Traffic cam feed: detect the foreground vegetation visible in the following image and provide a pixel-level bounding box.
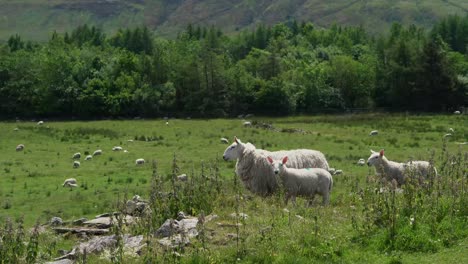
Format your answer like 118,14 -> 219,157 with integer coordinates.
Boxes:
0,114 -> 466,263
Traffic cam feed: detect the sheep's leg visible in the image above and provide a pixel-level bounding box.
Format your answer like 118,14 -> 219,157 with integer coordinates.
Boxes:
322,193 -> 329,206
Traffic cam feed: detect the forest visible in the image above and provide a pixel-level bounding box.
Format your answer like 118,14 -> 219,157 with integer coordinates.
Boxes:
0,14 -> 467,118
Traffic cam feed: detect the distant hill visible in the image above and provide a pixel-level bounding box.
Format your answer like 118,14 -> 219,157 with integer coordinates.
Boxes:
0,0 -> 467,41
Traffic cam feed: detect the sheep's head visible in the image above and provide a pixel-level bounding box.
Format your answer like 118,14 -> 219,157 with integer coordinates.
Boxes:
267,156 -> 288,175
222,136 -> 245,161
367,149 -> 384,167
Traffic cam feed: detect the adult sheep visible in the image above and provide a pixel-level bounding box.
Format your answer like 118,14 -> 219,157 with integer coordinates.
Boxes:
367,149 -> 437,187
223,137 -> 330,196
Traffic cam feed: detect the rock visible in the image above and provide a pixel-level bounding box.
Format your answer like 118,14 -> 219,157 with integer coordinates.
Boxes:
50,217 -> 63,226
177,174 -> 188,182
229,213 -> 249,220
83,215 -> 135,229
52,227 -> 110,235
45,259 -> 74,264
72,218 -> 88,225
177,211 -> 186,220
158,234 -> 190,249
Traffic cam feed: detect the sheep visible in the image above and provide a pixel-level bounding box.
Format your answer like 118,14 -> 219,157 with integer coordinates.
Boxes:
73,161 -> 80,168
112,146 -> 123,151
72,152 -> 81,159
37,121 -> 44,125
177,174 -> 188,182
63,178 -> 78,189
267,156 -> 333,206
367,149 -> 437,187
223,136 -> 330,196
243,121 -> 252,127
16,144 -> 25,151
85,155 -> 93,161
124,150 -> 129,153
93,149 -> 102,156
369,130 -> 378,136
334,169 -> 343,175
220,138 -> 229,144
357,158 -> 366,166
448,128 -> 454,133
454,110 -> 461,115
135,158 -> 145,165
13,127 -> 19,131
443,133 -> 452,139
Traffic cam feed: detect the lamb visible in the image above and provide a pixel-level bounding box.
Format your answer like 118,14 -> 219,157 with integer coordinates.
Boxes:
16,144 -> 25,151
85,155 -> 93,161
367,149 -> 437,186
243,121 -> 252,127
93,149 -> 102,156
112,146 -> 123,151
63,178 -> 78,189
223,136 -> 330,196
267,156 -> 333,206
37,120 -> 44,125
72,152 -> 81,159
357,158 -> 366,166
135,158 -> 145,165
454,110 -> 461,115
369,130 -> 378,136
73,161 -> 80,168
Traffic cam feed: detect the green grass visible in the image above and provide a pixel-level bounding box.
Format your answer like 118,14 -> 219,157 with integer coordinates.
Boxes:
0,113 -> 467,263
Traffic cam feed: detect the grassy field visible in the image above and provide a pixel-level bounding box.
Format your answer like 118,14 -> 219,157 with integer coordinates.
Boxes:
0,113 -> 467,263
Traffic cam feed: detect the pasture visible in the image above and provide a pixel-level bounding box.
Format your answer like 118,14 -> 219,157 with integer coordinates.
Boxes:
0,113 -> 467,263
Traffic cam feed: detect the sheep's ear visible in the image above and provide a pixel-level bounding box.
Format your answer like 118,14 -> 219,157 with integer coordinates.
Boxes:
282,156 -> 288,164
234,136 -> 241,144
267,156 -> 274,164
379,149 -> 384,157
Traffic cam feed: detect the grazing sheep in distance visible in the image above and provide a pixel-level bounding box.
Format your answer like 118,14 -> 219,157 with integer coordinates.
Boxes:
454,110 -> 461,114
14,127 -> 19,131
73,161 -> 80,168
37,121 -> 44,125
223,136 -> 330,196
16,144 -> 25,151
124,150 -> 129,153
220,138 -> 229,144
177,174 -> 188,181
357,159 -> 366,166
243,121 -> 252,127
72,152 -> 81,159
369,130 -> 378,136
367,149 -> 437,187
85,155 -> 93,161
135,158 -> 145,165
63,178 -> 78,189
267,156 -> 333,206
112,146 -> 123,151
448,128 -> 454,133
93,149 -> 102,156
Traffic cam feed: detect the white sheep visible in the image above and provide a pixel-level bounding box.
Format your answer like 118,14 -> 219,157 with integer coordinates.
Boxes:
220,138 -> 229,144
267,156 -> 333,206
367,149 -> 437,186
454,110 -> 461,114
16,144 -> 24,151
243,121 -> 252,127
112,146 -> 123,151
37,120 -> 44,125
124,150 -> 129,153
135,158 -> 145,165
357,158 -> 366,166
448,128 -> 454,133
73,161 -> 80,168
334,169 -> 343,175
85,155 -> 93,161
63,178 -> 78,189
72,152 -> 81,159
369,130 -> 378,136
93,149 -> 102,156
223,137 -> 330,196
177,174 -> 188,181
13,127 -> 19,131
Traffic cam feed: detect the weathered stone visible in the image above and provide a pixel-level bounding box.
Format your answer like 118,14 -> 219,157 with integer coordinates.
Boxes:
83,215 -> 134,228
158,234 -> 190,249
72,218 -> 88,225
229,213 -> 249,220
50,217 -> 63,226
53,227 -> 110,235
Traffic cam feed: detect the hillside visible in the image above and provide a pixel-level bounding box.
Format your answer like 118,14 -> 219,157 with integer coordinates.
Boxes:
0,0 -> 467,41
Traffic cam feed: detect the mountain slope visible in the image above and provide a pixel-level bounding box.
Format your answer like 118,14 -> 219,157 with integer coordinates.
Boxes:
0,0 -> 467,41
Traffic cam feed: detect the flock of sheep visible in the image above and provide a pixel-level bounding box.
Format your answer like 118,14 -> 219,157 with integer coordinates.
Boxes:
222,133 -> 439,206
15,121 -> 147,189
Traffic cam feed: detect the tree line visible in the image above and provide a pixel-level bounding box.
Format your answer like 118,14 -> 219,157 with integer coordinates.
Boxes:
0,15 -> 467,119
